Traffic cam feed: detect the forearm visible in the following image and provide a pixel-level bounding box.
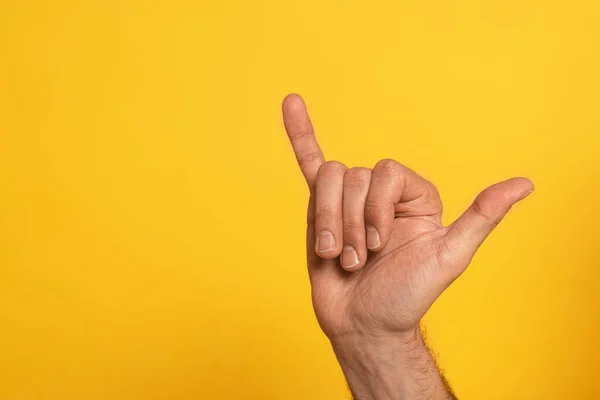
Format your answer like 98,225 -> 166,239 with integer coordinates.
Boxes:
331,327 -> 456,400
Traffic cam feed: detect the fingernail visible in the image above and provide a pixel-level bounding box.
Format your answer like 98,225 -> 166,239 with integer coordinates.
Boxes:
341,245 -> 359,269
366,225 -> 381,249
316,230 -> 336,253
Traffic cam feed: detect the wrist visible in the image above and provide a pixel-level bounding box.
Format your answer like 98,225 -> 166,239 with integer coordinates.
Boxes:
330,326 -> 454,400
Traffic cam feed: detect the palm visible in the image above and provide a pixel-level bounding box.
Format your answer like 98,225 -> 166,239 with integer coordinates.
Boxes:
283,94 -> 533,342
310,201 -> 449,338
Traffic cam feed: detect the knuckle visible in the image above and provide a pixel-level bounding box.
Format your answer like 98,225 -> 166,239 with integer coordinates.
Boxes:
374,158 -> 401,177
375,158 -> 399,170
317,160 -> 346,177
344,167 -> 372,185
471,198 -> 499,226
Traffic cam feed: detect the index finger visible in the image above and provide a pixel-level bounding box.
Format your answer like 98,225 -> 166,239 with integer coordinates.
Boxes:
282,93 -> 325,189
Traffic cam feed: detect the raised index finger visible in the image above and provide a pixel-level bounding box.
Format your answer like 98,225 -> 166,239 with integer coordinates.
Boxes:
282,94 -> 325,190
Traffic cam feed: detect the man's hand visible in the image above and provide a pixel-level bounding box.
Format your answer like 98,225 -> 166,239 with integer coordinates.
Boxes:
282,94 -> 533,399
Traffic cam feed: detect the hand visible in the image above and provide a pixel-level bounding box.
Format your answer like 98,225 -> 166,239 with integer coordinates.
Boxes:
282,94 -> 533,344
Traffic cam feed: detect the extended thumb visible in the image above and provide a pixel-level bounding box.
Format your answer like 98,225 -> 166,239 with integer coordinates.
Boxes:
441,177 -> 534,276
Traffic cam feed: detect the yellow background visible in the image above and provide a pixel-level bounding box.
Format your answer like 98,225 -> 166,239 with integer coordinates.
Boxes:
1,1 -> 599,399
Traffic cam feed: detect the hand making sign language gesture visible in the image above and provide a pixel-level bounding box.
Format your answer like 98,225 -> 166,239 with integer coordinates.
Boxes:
281,94 -> 533,400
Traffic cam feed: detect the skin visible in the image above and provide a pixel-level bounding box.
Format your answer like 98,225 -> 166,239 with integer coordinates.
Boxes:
282,94 -> 534,400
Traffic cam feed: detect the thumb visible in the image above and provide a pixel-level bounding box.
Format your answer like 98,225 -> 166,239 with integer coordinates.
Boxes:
441,177 -> 534,277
